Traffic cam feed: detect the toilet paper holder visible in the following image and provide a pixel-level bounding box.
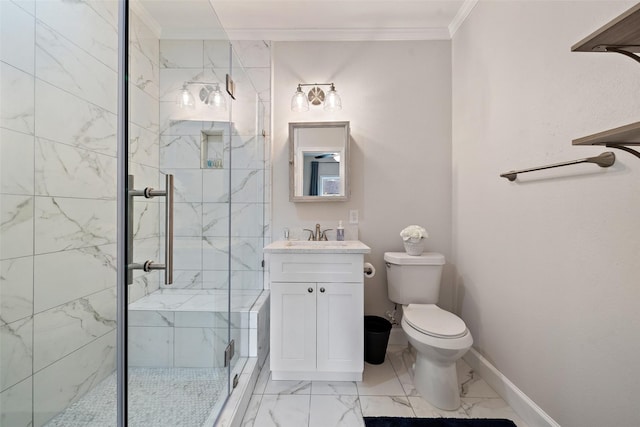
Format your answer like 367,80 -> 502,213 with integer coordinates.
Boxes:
363,262 -> 375,278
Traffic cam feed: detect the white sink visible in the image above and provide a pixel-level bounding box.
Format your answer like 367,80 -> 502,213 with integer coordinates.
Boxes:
264,240 -> 370,254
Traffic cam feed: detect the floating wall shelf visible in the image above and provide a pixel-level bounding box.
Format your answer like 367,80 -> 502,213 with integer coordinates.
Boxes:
572,121 -> 640,159
572,3 -> 640,64
572,3 -> 640,160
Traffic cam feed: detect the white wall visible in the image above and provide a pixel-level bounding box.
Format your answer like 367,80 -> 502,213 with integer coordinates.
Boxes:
452,2 -> 640,427
272,41 -> 453,316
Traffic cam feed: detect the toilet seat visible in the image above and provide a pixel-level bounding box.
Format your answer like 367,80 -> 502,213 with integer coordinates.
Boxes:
403,304 -> 467,339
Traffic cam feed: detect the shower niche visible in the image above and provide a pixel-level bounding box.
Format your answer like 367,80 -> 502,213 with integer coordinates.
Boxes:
201,129 -> 225,169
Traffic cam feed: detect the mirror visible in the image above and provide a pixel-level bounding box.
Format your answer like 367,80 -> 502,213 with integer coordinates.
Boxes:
289,121 -> 350,202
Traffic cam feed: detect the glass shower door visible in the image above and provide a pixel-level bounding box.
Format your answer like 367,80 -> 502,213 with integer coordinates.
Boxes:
125,1 -> 235,425
226,46 -> 265,386
1,0 -> 120,425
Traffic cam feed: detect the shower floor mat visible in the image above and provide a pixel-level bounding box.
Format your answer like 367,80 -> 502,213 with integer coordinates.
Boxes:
45,367 -> 227,427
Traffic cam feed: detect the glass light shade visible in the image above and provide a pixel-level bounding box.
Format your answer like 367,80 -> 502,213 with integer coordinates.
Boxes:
324,85 -> 342,112
177,86 -> 195,109
291,86 -> 309,112
207,85 -> 226,110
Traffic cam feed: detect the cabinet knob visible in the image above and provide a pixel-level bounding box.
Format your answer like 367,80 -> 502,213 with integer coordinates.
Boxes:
320,287 -> 325,293
308,287 -> 313,293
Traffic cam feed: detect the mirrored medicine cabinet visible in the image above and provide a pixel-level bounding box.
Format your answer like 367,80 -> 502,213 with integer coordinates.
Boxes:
289,121 -> 350,202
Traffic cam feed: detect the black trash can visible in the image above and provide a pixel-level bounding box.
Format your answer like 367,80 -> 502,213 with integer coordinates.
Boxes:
364,315 -> 392,365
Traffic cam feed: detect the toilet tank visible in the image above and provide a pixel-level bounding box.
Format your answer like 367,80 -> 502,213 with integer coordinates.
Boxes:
384,252 -> 445,304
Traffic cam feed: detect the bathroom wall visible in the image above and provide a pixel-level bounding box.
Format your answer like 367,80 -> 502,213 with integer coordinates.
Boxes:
272,41 -> 453,316
452,2 -> 640,426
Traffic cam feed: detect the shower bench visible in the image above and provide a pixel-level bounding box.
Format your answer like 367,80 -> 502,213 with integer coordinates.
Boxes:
127,289 -> 269,368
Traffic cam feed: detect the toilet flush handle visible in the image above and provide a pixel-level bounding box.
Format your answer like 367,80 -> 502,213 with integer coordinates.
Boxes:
385,262 -> 392,268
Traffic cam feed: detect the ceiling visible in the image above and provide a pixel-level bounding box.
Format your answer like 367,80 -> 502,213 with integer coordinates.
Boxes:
136,0 -> 476,41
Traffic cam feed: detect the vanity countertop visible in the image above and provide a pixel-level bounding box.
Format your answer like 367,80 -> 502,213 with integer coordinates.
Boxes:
264,240 -> 371,254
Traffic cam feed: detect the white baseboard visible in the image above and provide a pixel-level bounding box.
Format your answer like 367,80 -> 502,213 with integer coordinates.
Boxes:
463,348 -> 561,427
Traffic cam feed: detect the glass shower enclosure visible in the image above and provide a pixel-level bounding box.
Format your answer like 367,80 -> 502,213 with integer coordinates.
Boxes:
0,0 -> 266,425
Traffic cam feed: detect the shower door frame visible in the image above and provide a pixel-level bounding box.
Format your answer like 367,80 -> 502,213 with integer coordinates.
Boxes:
116,0 -> 129,425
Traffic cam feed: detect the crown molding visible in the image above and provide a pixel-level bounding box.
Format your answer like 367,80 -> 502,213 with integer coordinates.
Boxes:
223,27 -> 452,42
448,0 -> 479,38
159,28 -> 230,40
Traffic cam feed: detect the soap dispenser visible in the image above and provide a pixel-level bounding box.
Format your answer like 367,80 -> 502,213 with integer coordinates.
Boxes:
336,221 -> 345,241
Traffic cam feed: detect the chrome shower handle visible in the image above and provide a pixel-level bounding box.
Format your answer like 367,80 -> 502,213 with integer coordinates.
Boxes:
163,174 -> 173,285
128,174 -> 174,285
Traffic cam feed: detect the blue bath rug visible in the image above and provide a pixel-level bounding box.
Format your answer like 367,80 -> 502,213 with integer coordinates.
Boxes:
363,417 -> 518,427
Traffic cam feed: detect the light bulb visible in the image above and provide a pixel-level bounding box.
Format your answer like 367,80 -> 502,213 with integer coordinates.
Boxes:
291,85 -> 309,112
323,84 -> 342,112
177,85 -> 195,109
207,84 -> 226,110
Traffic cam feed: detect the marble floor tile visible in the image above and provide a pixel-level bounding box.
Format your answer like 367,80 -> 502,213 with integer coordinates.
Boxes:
387,345 -> 418,396
251,394 -> 310,427
311,381 -> 358,396
263,378 -> 311,395
356,359 -> 405,396
462,397 -> 529,427
242,350 -> 527,427
457,359 -> 500,398
408,396 -> 468,418
309,395 -> 364,427
359,396 -> 415,418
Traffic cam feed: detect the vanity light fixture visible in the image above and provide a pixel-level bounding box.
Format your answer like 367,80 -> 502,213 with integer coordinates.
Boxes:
291,83 -> 342,112
177,81 -> 227,110
178,84 -> 196,109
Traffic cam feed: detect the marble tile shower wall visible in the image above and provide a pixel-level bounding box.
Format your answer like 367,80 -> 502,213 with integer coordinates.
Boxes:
158,40 -> 271,291
128,11 -> 162,304
234,40 -> 272,262
0,2 -> 160,426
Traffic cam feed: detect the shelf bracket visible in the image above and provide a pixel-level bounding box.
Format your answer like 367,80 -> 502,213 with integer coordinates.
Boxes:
605,144 -> 640,160
604,46 -> 640,65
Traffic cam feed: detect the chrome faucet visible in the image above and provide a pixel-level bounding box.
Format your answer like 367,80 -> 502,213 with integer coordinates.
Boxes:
303,223 -> 332,241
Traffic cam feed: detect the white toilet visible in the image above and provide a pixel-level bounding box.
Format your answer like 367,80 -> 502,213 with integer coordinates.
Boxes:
384,251 -> 473,410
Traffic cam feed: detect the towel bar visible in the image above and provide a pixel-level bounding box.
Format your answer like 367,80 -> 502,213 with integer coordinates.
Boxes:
500,151 -> 615,181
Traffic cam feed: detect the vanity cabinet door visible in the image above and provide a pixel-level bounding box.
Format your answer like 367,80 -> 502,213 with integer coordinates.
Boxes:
316,282 -> 363,373
270,282 -> 317,372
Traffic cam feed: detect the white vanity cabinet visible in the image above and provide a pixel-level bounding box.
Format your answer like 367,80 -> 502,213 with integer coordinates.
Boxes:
264,244 -> 370,381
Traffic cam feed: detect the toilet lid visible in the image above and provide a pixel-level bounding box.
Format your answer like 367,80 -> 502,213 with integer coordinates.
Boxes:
404,304 -> 468,339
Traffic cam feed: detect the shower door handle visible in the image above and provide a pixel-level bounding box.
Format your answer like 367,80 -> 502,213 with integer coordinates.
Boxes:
164,174 -> 173,285
128,174 -> 174,285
